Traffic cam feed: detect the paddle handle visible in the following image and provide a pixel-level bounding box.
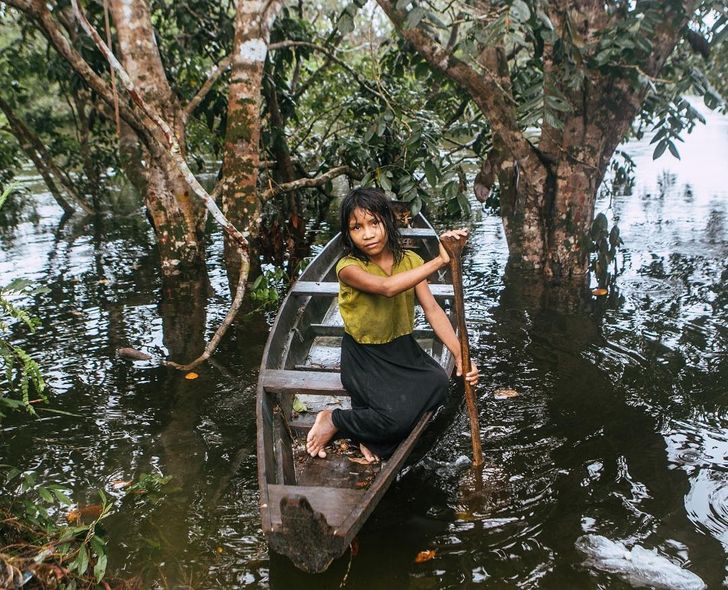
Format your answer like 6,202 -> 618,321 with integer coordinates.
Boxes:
441,235 -> 484,468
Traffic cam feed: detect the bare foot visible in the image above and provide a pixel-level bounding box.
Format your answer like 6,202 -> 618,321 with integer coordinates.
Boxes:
306,410 -> 337,458
359,443 -> 380,464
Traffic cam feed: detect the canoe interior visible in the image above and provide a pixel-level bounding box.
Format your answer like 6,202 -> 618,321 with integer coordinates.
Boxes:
256,213 -> 457,572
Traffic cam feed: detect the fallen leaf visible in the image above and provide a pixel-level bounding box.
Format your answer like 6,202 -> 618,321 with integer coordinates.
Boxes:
117,347 -> 152,361
185,372 -> 199,380
350,538 -> 360,557
292,397 -> 308,413
66,504 -> 103,524
592,288 -> 608,296
415,549 -> 437,563
348,456 -> 374,465
69,310 -> 85,318
97,278 -> 110,285
111,480 -> 132,490
494,388 -> 519,399
215,546 -> 224,555
354,480 -> 369,489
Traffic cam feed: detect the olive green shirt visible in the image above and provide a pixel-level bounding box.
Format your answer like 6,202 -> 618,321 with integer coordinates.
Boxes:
336,250 -> 424,344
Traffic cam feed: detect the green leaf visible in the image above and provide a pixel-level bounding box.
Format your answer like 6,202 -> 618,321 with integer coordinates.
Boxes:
94,553 -> 108,582
510,0 -> 531,23
73,544 -> 89,575
667,140 -> 681,160
404,6 -> 426,29
38,487 -> 54,503
652,140 -> 667,160
338,13 -> 354,34
292,397 -> 308,413
423,161 -> 439,187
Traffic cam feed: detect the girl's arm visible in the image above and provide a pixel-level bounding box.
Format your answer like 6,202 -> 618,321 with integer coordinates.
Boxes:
416,280 -> 479,385
338,229 -> 468,298
338,253 -> 447,298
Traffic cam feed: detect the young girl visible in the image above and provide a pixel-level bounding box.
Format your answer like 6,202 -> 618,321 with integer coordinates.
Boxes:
306,188 -> 479,461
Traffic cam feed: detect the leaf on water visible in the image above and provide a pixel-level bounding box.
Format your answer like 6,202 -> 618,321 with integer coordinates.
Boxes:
292,397 -> 308,413
184,372 -> 199,380
455,511 -> 475,521
591,288 -> 608,296
111,480 -> 132,490
69,310 -> 85,318
415,549 -> 437,563
494,388 -> 520,400
97,279 -> 110,285
66,504 -> 103,524
215,546 -> 224,555
117,347 -> 152,361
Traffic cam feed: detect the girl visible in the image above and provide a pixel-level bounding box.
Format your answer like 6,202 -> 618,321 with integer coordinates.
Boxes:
306,188 -> 479,461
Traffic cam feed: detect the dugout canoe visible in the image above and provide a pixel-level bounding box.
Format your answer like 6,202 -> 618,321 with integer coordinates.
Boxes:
256,207 -> 457,573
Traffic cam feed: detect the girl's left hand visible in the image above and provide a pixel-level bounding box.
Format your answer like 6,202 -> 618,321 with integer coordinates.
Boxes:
456,357 -> 479,386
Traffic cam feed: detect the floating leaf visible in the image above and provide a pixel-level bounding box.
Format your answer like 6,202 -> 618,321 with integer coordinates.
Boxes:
415,549 -> 437,563
67,504 -> 103,524
185,372 -> 199,380
111,480 -> 132,490
591,288 -> 608,296
215,546 -> 224,555
117,347 -> 152,361
494,388 -> 520,400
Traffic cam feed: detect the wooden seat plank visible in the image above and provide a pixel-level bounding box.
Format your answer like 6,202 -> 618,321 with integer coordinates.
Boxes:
261,369 -> 347,396
399,228 -> 438,238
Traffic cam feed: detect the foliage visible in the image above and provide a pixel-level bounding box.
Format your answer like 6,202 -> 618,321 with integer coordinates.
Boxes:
0,465 -> 112,588
0,10 -> 119,210
0,185 -> 47,418
249,266 -> 287,308
586,212 -> 623,290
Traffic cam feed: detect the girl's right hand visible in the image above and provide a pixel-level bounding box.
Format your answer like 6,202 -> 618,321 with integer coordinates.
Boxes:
438,229 -> 469,267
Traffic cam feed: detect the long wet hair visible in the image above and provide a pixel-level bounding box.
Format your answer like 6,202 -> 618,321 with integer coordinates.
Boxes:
339,187 -> 404,264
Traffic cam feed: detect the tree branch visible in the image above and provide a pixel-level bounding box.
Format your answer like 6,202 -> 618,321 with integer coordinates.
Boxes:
5,0 -> 149,141
375,0 -> 535,165
260,166 -> 359,201
163,257 -> 248,371
269,40 -> 389,103
182,54 -> 234,122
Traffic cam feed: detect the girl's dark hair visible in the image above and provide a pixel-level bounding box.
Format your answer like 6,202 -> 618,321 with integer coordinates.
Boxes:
339,187 -> 403,263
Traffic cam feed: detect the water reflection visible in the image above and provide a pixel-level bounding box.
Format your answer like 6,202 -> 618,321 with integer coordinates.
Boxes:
0,105 -> 727,587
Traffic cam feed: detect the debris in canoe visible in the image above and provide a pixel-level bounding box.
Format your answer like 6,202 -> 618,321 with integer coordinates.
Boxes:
116,347 -> 152,361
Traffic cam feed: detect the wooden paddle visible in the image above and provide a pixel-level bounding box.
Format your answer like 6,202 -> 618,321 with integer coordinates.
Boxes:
441,233 -> 484,468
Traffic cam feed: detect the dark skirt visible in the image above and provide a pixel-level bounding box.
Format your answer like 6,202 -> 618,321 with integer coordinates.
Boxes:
331,332 -> 449,458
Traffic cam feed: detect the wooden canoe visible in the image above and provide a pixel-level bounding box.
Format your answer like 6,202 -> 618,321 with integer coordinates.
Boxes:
256,210 -> 456,573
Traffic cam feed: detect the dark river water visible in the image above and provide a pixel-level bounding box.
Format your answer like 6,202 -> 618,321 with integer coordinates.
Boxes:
1,103 -> 727,589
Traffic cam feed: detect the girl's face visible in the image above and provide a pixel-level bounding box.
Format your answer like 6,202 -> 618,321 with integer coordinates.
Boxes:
348,207 -> 388,257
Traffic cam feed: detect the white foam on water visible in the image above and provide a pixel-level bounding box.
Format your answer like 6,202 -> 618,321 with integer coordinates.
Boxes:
575,534 -> 706,590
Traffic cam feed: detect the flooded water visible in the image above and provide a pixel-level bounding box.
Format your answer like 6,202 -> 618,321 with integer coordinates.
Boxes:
1,103 -> 727,589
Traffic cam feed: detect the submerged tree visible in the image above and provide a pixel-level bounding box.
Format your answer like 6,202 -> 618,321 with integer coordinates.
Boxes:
373,0 -> 725,281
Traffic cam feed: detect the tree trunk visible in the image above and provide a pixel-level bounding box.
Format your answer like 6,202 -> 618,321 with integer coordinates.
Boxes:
110,0 -> 207,275
378,0 -> 695,283
221,0 -> 282,290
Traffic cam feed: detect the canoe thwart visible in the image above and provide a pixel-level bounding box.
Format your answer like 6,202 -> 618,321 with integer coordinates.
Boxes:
261,369 -> 348,396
